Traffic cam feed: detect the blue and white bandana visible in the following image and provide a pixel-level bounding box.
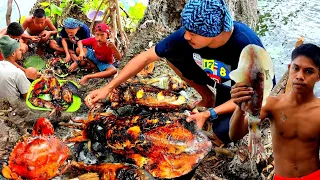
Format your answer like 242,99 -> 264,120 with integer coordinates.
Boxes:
63,17 -> 84,29
181,0 -> 233,37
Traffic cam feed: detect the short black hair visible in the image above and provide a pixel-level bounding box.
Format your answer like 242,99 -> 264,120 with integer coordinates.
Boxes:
33,8 -> 46,18
292,43 -> 320,68
6,22 -> 24,36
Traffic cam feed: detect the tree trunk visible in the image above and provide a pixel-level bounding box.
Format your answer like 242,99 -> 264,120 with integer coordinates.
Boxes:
122,0 -> 259,66
6,0 -> 13,25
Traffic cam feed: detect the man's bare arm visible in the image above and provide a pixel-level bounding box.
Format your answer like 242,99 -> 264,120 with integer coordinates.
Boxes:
21,18 -> 34,40
229,94 -> 272,141
46,18 -> 57,36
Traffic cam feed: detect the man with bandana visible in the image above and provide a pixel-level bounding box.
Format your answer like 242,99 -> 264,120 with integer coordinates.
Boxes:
49,18 -> 90,62
85,0 -> 271,145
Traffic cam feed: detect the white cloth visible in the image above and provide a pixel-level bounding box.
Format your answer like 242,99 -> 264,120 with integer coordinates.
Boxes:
0,61 -> 30,102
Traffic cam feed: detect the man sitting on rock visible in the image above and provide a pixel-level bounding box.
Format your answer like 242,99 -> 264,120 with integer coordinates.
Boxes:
0,35 -> 31,103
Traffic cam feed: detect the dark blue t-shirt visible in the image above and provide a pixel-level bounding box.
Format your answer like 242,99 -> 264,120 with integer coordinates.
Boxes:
60,24 -> 91,40
155,21 -> 273,105
156,21 -> 267,85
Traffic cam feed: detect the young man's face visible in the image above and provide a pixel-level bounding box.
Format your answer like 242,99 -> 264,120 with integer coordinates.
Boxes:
288,55 -> 320,94
184,30 -> 226,49
13,47 -> 22,61
32,17 -> 46,27
65,28 -> 80,38
94,31 -> 108,44
184,30 -> 214,49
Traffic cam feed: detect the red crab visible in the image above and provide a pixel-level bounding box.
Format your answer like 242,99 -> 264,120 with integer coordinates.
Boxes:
1,117 -> 69,180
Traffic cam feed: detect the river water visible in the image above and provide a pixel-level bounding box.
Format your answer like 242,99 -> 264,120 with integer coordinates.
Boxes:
257,0 -> 320,96
1,0 -> 320,94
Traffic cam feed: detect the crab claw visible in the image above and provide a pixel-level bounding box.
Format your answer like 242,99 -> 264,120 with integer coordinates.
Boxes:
31,117 -> 54,136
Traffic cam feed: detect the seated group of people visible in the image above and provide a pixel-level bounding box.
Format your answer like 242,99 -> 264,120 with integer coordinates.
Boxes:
0,8 -> 121,102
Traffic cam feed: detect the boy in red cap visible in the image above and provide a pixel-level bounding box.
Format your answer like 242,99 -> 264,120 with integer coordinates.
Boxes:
69,23 -> 121,85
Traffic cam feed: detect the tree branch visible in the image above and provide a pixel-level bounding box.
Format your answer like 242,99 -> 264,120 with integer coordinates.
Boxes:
90,0 -> 107,33
6,0 -> 13,25
13,0 -> 21,24
119,6 -> 129,18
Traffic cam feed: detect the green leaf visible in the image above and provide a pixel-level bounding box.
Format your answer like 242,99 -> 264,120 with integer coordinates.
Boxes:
18,15 -> 27,24
40,2 -> 50,7
50,4 -> 63,16
23,56 -> 46,71
128,2 -> 146,22
44,8 -> 51,17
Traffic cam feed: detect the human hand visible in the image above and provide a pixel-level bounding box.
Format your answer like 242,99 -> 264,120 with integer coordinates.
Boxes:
31,36 -> 40,43
40,31 -> 50,41
107,39 -> 116,49
79,75 -> 89,85
68,61 -> 78,72
65,54 -> 71,62
230,82 -> 254,106
186,111 -> 211,129
78,51 -> 84,61
85,87 -> 111,108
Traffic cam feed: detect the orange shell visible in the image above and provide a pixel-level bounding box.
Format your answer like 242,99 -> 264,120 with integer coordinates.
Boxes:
7,136 -> 69,180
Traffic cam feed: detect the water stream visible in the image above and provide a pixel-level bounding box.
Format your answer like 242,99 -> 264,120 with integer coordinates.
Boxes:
257,0 -> 320,96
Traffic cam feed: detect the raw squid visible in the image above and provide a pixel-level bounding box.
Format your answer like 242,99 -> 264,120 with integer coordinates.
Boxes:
229,44 -> 274,161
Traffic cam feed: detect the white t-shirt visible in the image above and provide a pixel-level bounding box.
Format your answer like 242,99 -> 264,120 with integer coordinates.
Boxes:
0,61 -> 30,101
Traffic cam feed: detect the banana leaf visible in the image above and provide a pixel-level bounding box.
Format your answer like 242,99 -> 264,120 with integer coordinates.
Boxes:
24,55 -> 46,71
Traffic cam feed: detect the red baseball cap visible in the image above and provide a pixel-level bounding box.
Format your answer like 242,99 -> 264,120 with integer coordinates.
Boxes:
95,23 -> 111,35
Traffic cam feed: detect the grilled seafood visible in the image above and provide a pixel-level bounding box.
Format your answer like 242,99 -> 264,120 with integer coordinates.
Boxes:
70,161 -> 154,180
129,75 -> 188,91
29,97 -> 62,116
47,57 -> 70,77
108,82 -> 189,111
1,118 -> 69,180
230,44 -> 274,161
64,111 -> 212,179
28,69 -> 80,116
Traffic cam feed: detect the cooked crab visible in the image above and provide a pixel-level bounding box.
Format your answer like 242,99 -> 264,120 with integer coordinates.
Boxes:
1,117 -> 69,180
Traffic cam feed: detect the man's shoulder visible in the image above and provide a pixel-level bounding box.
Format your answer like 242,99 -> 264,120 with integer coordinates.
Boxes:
24,16 -> 33,22
264,95 -> 282,110
231,21 -> 263,48
155,28 -> 189,58
45,17 -> 54,23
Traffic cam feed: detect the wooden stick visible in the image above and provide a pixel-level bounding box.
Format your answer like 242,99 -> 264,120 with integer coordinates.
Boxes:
102,3 -> 110,23
90,0 -> 106,33
6,0 -> 13,25
13,0 -> 21,24
110,1 -> 117,43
